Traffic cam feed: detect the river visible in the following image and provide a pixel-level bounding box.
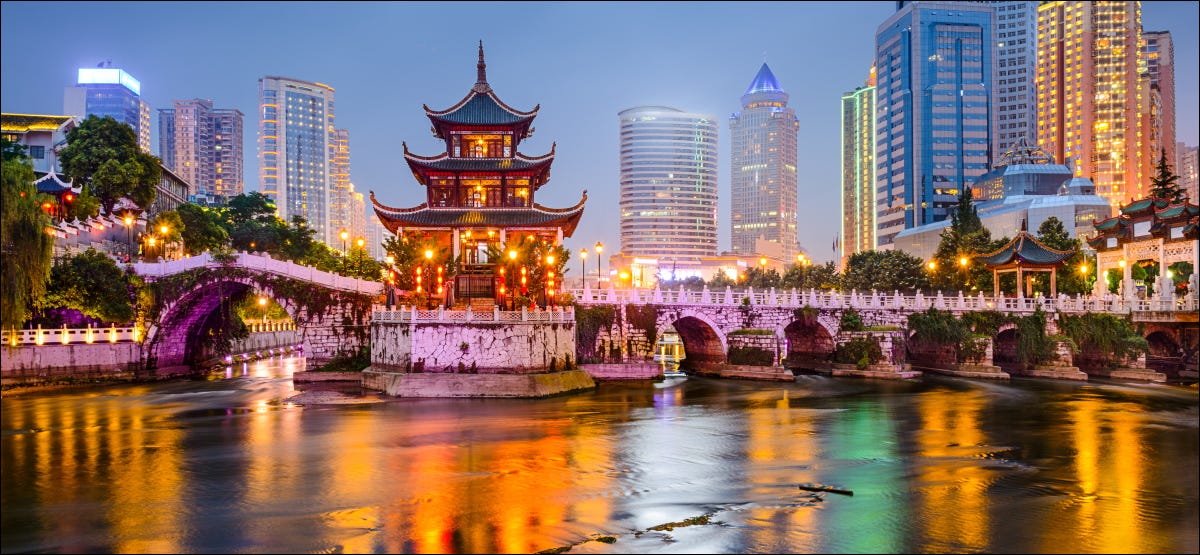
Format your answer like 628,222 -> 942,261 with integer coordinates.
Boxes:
2,354 -> 1197,554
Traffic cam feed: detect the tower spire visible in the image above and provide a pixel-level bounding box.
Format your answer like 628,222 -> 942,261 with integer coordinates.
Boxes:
473,40 -> 491,93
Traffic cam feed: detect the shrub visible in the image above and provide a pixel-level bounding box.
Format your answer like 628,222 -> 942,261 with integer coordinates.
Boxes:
728,346 -> 774,366
834,336 -> 884,370
839,309 -> 865,332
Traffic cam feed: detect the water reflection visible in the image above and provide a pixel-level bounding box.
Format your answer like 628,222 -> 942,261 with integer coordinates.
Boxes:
1,357 -> 1197,554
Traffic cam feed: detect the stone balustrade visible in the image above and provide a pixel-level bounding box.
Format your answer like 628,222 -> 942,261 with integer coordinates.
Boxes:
568,286 -> 1198,316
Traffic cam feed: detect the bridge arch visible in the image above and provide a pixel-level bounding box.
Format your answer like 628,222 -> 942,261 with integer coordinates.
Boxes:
138,259 -> 378,372
144,274 -> 303,371
661,309 -> 727,366
783,315 -> 837,370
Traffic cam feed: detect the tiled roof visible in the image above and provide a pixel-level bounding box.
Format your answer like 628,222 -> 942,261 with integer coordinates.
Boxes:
372,191 -> 586,237
403,144 -> 554,175
425,90 -> 537,126
1120,198 -> 1167,216
1,113 -> 74,132
974,231 -> 1076,267
33,170 -> 78,194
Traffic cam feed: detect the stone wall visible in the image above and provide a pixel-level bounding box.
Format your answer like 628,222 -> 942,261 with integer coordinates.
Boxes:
1,343 -> 142,387
582,362 -> 663,380
371,320 -> 576,374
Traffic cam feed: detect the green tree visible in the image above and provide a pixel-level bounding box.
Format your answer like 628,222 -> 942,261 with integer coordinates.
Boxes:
742,266 -> 782,289
931,188 -> 1000,293
176,203 -> 228,254
63,184 -> 101,221
1147,148 -> 1184,203
39,248 -> 135,324
1,140 -> 55,329
842,249 -> 930,292
1034,216 -> 1088,295
59,116 -> 161,214
707,271 -> 737,289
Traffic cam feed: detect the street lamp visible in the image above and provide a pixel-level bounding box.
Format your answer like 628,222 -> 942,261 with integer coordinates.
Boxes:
340,229 -> 349,254
356,237 -> 365,250
594,241 -> 603,287
123,215 -> 134,261
147,236 -> 157,261
580,248 -> 589,289
159,225 -> 170,260
258,295 -> 267,324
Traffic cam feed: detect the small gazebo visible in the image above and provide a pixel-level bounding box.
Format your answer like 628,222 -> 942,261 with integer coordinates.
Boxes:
975,231 -> 1077,297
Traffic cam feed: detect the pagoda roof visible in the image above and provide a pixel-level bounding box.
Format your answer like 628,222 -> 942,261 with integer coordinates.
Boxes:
403,142 -> 554,177
1092,215 -> 1128,233
1120,197 -> 1168,217
974,231 -> 1077,268
32,170 -> 79,194
371,190 -> 587,237
423,42 -> 538,136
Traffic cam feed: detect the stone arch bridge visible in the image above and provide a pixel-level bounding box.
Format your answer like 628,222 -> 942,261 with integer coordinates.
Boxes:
570,285 -> 1198,379
133,253 -> 381,372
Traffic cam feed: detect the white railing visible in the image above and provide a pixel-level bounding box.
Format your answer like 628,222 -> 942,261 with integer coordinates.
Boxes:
2,323 -> 295,347
131,252 -> 382,294
2,325 -> 140,346
372,305 -> 575,324
566,287 -> 1200,315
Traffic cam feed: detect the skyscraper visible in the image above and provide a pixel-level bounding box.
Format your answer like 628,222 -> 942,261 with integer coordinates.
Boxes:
730,63 -> 799,259
840,65 -> 876,268
63,65 -> 151,152
618,106 -> 719,263
874,2 -> 997,249
1036,1 -> 1147,206
1144,31 -> 1176,172
1178,142 -> 1198,203
159,99 -> 244,199
329,128 -> 353,243
258,76 -> 337,245
985,1 -> 1038,155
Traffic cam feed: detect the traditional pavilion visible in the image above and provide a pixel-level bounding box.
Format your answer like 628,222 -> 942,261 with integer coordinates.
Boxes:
1088,192 -> 1199,298
975,230 -> 1077,297
371,42 -> 586,306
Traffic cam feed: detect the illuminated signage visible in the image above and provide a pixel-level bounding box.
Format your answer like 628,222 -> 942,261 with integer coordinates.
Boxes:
77,68 -> 141,95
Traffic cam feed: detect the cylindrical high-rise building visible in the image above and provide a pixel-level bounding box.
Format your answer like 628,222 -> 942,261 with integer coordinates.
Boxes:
617,106 -> 719,263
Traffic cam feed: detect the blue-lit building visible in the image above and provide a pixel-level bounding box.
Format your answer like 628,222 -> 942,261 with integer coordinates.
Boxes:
874,2 -> 997,249
62,66 -> 151,152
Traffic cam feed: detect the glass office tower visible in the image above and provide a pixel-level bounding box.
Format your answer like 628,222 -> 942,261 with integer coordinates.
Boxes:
874,2 -> 997,248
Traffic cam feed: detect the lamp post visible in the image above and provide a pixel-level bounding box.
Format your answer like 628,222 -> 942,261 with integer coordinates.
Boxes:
340,229 -> 349,254
580,248 -> 589,289
123,215 -> 134,261
258,295 -> 267,325
959,256 -> 970,292
159,225 -> 170,260
594,241 -> 603,288
147,236 -> 157,261
545,253 -> 556,307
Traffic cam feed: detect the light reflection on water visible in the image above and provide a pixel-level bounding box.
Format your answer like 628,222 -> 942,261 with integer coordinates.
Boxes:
1,355 -> 1197,554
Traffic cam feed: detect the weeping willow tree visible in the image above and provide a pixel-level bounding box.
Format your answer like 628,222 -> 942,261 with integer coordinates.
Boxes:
1,139 -> 55,329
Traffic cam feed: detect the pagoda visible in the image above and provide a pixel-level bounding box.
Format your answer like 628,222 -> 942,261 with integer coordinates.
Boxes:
372,42 -> 586,306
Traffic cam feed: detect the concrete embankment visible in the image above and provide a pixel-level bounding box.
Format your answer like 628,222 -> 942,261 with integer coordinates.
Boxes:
2,331 -> 303,392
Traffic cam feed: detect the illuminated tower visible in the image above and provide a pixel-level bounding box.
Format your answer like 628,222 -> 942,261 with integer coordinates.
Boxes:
840,65 -> 876,268
1036,1 -> 1147,205
257,76 -> 337,245
730,63 -> 798,259
63,65 -> 151,152
619,106 -> 719,263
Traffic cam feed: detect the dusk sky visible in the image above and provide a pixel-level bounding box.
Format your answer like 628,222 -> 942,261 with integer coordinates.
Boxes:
2,1 -> 1197,266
